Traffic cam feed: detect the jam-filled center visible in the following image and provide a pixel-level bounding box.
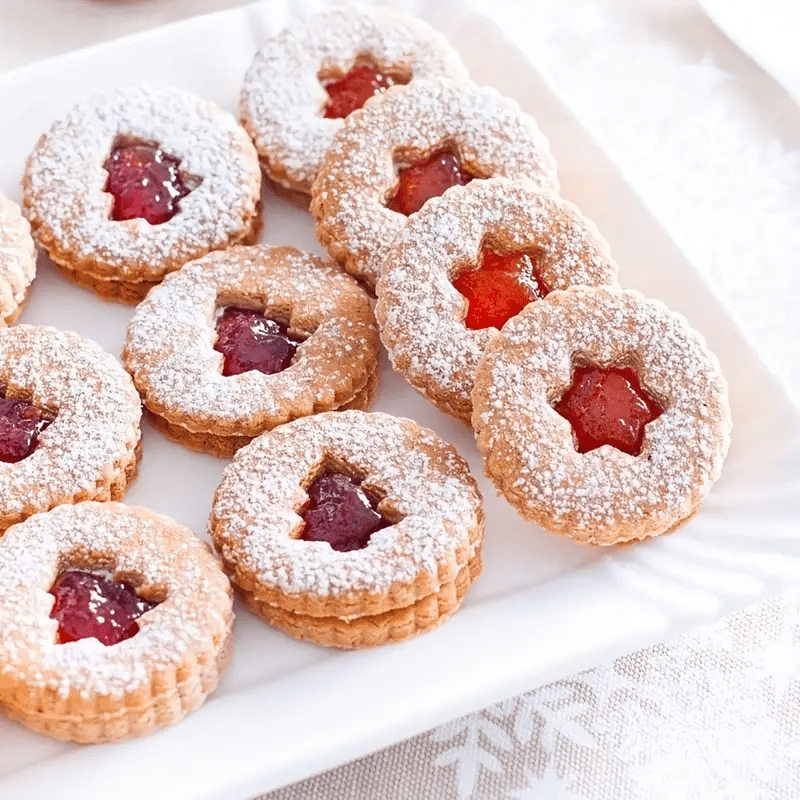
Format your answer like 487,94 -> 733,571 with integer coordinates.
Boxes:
299,471 -> 390,552
387,146 -> 476,216
0,391 -> 52,464
554,365 -> 663,456
453,247 -> 549,330
49,570 -> 159,646
322,59 -> 409,119
214,306 -> 302,377
104,141 -> 196,225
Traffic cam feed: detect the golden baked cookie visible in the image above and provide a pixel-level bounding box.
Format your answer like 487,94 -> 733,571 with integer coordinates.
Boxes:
376,179 -> 619,421
0,194 -> 36,325
23,85 -> 262,302
311,77 -> 559,290
472,287 -> 732,545
0,325 -> 141,532
209,410 -> 484,648
240,5 -> 469,195
122,245 -> 380,457
0,502 -> 233,743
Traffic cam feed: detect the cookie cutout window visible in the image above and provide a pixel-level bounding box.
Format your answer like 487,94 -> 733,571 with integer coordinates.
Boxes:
553,360 -> 663,456
452,243 -> 549,330
297,461 -> 394,552
49,567 -> 162,646
214,305 -> 303,377
104,135 -> 202,225
0,387 -> 55,464
387,143 -> 477,216
320,55 -> 411,119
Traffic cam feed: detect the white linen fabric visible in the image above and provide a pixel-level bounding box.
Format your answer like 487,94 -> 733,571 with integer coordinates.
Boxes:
262,587 -> 800,799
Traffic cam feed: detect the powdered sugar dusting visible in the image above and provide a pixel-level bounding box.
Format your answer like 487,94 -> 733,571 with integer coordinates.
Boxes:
376,178 -> 619,419
311,77 -> 560,289
241,6 -> 468,193
123,245 -> 379,436
0,325 -> 141,526
0,502 -> 231,698
23,85 -> 260,282
473,287 -> 732,541
0,195 -> 36,324
211,410 -> 482,597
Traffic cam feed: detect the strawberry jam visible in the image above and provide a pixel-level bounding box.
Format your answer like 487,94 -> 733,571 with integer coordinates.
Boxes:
387,147 -> 475,216
49,570 -> 159,646
323,61 -> 409,119
300,471 -> 389,552
554,365 -> 663,456
104,142 -> 193,225
453,247 -> 549,330
0,392 -> 52,464
214,306 -> 301,377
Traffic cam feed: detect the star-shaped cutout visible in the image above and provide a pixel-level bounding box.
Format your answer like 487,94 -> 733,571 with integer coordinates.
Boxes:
554,365 -> 662,456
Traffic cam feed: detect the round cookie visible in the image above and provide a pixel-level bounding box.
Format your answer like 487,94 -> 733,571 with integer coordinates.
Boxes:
376,179 -> 619,421
23,85 -> 262,302
209,410 -> 484,648
0,325 -> 141,533
123,245 -> 380,457
471,287 -> 732,545
0,502 -> 233,743
241,6 -> 468,195
311,77 -> 559,290
0,194 -> 36,325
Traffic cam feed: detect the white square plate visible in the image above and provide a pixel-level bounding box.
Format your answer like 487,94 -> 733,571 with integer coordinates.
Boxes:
699,0 -> 800,106
0,1 -> 798,798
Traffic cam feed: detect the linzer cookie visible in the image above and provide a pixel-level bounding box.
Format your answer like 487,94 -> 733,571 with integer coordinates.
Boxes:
209,410 -> 484,648
0,194 -> 36,325
22,85 -> 261,302
311,78 -> 558,290
240,6 -> 468,195
376,179 -> 619,421
0,325 -> 141,533
122,245 -> 380,457
472,287 -> 732,545
0,502 -> 233,743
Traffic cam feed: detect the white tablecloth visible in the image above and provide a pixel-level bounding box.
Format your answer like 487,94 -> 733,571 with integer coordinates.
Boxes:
2,1 -> 798,797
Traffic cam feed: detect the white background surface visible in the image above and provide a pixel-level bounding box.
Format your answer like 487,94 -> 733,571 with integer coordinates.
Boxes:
1,1 -> 799,798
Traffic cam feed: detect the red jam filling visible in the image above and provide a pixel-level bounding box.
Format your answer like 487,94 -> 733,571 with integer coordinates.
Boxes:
214,306 -> 301,377
49,570 -> 159,646
453,247 -> 549,330
554,365 -> 663,456
299,471 -> 390,552
323,62 -> 409,119
104,143 -> 193,225
0,392 -> 52,464
387,147 -> 476,216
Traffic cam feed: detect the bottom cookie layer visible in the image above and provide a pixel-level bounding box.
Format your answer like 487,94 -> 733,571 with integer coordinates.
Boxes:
242,550 -> 482,649
0,437 -> 141,534
51,213 -> 263,304
147,369 -> 380,458
2,621 -> 233,743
